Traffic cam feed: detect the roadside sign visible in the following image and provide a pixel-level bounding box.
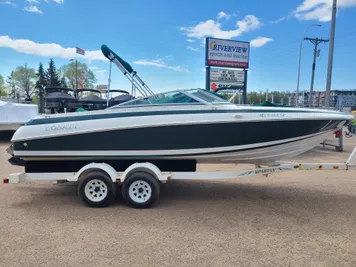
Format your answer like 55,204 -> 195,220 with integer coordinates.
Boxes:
97,84 -> 108,90
206,37 -> 250,68
210,68 -> 245,83
210,82 -> 244,91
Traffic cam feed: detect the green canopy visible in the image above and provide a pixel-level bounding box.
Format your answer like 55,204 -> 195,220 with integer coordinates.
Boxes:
76,107 -> 87,112
101,45 -> 134,74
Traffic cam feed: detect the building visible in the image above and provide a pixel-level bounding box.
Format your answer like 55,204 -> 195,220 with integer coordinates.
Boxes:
330,90 -> 356,109
288,90 -> 356,109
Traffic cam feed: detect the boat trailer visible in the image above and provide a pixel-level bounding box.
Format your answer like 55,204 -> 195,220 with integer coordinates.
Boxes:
4,146 -> 356,208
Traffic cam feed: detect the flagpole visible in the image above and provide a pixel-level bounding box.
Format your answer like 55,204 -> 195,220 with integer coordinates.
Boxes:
75,52 -> 78,92
107,60 -> 112,107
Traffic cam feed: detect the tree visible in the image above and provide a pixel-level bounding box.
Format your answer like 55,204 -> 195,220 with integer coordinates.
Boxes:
0,74 -> 6,97
46,58 -> 61,87
60,77 -> 68,88
59,61 -> 97,90
6,71 -> 17,98
11,64 -> 37,99
35,62 -> 47,90
35,62 -> 47,113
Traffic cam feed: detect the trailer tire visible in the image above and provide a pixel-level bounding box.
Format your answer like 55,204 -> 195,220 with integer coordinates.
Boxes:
121,172 -> 160,208
78,171 -> 116,208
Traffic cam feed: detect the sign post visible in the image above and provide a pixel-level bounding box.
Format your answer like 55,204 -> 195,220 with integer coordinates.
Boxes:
243,69 -> 248,104
205,37 -> 250,103
205,66 -> 210,91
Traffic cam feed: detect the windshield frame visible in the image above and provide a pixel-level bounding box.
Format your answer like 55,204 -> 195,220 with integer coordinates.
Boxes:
109,89 -> 231,109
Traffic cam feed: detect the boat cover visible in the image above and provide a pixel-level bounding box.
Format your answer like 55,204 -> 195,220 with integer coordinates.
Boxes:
79,95 -> 106,103
45,92 -> 77,102
109,94 -> 135,106
0,100 -> 38,125
101,45 -> 134,73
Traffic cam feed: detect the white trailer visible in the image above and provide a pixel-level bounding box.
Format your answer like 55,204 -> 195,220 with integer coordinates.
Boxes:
4,146 -> 356,208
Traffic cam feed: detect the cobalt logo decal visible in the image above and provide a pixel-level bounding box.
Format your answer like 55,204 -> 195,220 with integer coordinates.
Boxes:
45,123 -> 78,131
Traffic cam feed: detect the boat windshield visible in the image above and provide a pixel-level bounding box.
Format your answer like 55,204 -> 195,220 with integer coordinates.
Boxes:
111,89 -> 230,108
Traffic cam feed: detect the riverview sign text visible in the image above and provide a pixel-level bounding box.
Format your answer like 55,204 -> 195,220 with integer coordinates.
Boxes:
206,37 -> 250,68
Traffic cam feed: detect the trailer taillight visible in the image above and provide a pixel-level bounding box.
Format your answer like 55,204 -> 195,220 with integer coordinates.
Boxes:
335,130 -> 343,138
3,178 -> 9,184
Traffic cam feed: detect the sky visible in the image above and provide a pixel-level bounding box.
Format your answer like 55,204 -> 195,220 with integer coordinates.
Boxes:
0,0 -> 356,94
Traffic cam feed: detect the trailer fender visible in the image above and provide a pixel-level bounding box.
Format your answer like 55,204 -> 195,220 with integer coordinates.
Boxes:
120,162 -> 169,183
74,163 -> 118,182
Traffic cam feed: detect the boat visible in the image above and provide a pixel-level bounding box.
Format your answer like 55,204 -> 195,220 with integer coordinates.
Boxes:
6,44 -> 354,171
45,88 -> 78,113
77,88 -> 106,111
0,100 -> 38,131
7,88 -> 353,171
109,90 -> 135,107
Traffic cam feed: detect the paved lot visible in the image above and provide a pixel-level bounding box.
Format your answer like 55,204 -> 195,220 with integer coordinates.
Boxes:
1,130 -> 356,267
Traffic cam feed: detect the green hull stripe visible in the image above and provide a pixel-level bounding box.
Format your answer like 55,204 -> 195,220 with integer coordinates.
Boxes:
27,109 -> 329,126
17,131 -> 328,159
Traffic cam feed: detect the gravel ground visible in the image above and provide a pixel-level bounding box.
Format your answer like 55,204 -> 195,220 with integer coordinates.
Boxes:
1,130 -> 356,267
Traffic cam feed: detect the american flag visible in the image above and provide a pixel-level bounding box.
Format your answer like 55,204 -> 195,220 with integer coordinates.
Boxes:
82,70 -> 89,77
76,47 -> 85,55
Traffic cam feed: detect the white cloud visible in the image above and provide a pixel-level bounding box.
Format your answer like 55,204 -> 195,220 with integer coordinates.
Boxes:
165,55 -> 174,60
250,37 -> 273,48
0,35 -> 107,61
44,0 -> 64,3
133,59 -> 188,72
24,5 -> 43,14
187,46 -> 199,52
217,11 -> 231,20
96,70 -> 107,74
293,0 -> 356,22
186,39 -> 195,43
0,1 -> 16,7
134,59 -> 166,68
270,16 -> 287,24
89,66 -> 99,70
180,14 -> 261,39
26,0 -> 39,3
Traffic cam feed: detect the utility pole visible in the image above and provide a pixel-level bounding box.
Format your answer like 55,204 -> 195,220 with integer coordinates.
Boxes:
296,24 -> 321,107
304,37 -> 329,107
266,89 -> 268,102
325,0 -> 337,107
260,90 -> 262,103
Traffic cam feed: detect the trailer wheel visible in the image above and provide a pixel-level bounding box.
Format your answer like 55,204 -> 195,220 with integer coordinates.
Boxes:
121,172 -> 160,208
78,171 -> 116,207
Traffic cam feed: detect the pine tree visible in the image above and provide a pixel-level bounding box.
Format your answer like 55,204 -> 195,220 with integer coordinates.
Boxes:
35,62 -> 47,89
60,77 -> 68,88
35,62 -> 47,113
46,58 -> 61,87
